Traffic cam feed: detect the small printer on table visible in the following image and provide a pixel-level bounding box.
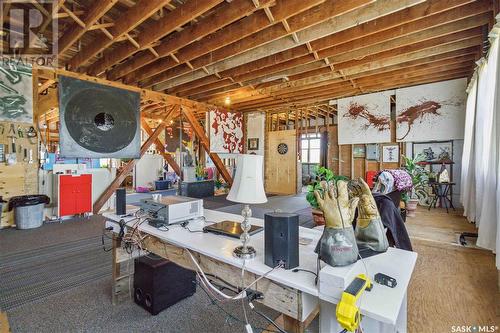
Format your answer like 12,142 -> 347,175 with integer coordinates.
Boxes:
140,196 -> 204,228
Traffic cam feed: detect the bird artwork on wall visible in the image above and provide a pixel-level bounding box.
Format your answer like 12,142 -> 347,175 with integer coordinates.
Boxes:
338,91 -> 392,144
395,78 -> 466,142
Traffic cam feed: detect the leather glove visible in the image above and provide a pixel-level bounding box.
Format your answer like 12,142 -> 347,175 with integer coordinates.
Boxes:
314,180 -> 360,267
314,180 -> 359,229
351,178 -> 389,253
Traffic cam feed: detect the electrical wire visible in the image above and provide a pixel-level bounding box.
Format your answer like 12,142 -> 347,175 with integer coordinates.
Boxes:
249,302 -> 287,333
291,268 -> 317,278
186,248 -> 283,301
196,280 -> 281,333
241,260 -> 250,326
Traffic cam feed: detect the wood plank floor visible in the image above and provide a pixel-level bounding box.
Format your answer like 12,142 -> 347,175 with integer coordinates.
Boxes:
406,207 -> 499,333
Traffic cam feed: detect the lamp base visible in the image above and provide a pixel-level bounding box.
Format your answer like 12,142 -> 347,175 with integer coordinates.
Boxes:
233,245 -> 256,259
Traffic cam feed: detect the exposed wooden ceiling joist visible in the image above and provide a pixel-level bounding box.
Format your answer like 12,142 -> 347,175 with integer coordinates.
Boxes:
150,0 -> 425,90
67,0 -> 173,70
88,0 -> 225,76
57,0 -> 117,56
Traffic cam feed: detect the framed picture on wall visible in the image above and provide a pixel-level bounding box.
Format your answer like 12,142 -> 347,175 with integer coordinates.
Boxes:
366,144 -> 379,161
248,138 -> 259,151
382,145 -> 399,163
352,146 -> 366,158
412,141 -> 453,162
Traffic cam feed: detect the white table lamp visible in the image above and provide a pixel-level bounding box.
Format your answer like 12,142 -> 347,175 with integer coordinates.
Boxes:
227,154 -> 267,259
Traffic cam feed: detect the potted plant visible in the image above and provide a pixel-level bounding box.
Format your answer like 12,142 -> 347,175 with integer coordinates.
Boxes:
195,164 -> 207,181
305,166 -> 349,225
401,154 -> 429,217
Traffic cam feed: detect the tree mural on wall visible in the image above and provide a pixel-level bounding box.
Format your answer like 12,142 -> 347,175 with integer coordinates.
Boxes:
209,108 -> 243,153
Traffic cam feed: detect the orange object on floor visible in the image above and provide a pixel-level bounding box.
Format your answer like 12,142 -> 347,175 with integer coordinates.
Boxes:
0,311 -> 11,333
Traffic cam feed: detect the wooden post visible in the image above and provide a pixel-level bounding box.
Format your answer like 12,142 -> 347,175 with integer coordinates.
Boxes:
182,106 -> 233,185
141,118 -> 181,176
92,108 -> 177,213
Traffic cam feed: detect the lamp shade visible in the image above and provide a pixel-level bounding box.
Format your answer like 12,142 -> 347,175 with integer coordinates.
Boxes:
227,154 -> 267,204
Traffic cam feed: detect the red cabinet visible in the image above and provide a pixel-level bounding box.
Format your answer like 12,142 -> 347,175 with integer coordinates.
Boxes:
58,174 -> 92,217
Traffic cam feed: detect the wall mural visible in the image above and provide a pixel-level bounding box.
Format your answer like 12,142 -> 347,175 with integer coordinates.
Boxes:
338,91 -> 391,144
0,62 -> 33,123
209,108 -> 243,153
395,78 -> 466,142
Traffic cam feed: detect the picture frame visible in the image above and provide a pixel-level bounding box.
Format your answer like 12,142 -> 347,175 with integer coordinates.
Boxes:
352,146 -> 366,158
366,144 -> 379,161
412,141 -> 453,162
247,138 -> 259,151
382,145 -> 399,163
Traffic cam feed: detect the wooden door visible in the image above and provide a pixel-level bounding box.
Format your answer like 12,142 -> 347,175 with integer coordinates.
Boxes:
265,130 -> 297,195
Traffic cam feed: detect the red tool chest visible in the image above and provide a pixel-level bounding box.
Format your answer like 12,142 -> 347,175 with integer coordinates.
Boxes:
58,174 -> 92,217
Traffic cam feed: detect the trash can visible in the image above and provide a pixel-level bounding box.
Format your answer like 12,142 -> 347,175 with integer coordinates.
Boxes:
8,195 -> 50,230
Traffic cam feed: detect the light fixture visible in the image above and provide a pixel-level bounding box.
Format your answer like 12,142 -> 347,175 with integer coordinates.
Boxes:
224,96 -> 231,106
227,154 -> 267,259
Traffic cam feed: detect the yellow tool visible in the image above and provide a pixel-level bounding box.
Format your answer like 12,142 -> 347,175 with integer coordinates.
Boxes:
336,273 -> 372,332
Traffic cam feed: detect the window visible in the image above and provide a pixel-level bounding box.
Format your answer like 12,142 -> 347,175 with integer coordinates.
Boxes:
301,133 -> 321,164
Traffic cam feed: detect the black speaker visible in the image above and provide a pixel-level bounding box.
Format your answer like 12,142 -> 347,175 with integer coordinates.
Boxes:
133,256 -> 196,315
264,212 -> 299,269
115,188 -> 126,215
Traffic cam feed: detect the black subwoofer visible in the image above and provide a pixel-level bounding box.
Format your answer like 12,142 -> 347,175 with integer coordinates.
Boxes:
264,212 -> 299,269
133,255 -> 196,315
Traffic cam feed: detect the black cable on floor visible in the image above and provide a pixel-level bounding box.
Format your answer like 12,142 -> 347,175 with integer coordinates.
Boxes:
196,280 -> 281,333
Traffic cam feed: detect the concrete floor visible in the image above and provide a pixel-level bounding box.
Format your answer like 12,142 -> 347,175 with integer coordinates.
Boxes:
1,199 -> 498,333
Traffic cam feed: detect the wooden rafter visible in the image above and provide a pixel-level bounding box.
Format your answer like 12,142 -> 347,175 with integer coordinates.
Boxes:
93,108 -> 177,213
89,0 -> 225,76
68,0 -> 172,70
122,0 -> 327,85
182,107 -> 233,185
57,0 -> 117,56
141,115 -> 181,177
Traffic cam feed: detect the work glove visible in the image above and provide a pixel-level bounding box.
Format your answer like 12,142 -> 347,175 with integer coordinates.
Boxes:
314,180 -> 360,267
350,178 -> 389,253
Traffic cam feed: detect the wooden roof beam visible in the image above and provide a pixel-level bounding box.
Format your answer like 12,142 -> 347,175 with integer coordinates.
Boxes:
67,0 -> 172,70
178,3 -> 491,101
205,46 -> 478,107
89,0 -> 224,77
150,0 -> 421,90
108,0 -> 278,81
57,0 -> 117,56
124,0 -> 329,86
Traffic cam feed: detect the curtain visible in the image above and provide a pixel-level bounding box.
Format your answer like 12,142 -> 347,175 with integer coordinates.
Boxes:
461,28 -> 500,268
460,75 -> 477,221
477,36 -> 499,257
474,59 -> 491,226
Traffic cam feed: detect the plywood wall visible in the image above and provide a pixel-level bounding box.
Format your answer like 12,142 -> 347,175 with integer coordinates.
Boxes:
265,130 -> 297,195
311,125 -> 405,179
0,121 -> 39,228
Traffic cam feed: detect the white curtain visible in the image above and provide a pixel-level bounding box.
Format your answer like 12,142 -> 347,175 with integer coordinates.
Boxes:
460,75 -> 477,221
461,29 -> 500,268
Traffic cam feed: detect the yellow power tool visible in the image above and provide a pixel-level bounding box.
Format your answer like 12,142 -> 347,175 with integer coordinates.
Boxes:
335,273 -> 372,332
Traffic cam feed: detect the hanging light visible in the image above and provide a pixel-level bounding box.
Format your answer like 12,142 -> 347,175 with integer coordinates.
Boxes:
225,96 -> 231,106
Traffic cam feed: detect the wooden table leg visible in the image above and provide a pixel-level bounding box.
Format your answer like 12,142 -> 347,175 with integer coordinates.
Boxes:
282,315 -> 305,333
111,235 -> 121,305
